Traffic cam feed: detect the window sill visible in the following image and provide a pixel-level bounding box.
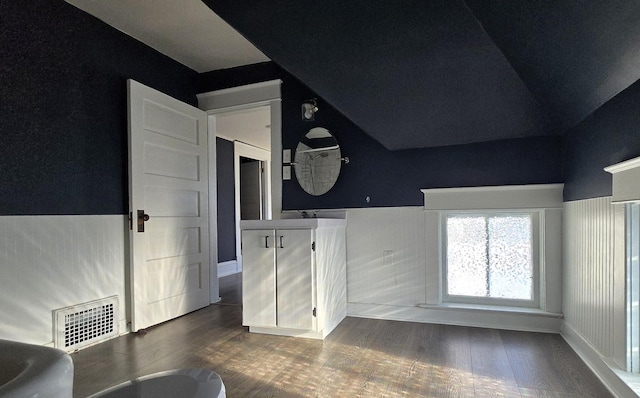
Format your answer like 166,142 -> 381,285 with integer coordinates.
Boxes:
416,303 -> 563,318
603,358 -> 640,396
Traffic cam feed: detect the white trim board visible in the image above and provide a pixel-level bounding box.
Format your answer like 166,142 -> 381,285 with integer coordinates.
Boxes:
233,142 -> 272,272
210,260 -> 222,303
197,80 -> 282,110
605,156 -> 640,173
421,184 -> 564,210
605,155 -> 640,203
217,260 -> 239,278
347,303 -> 562,333
561,321 -> 637,398
198,80 -> 282,220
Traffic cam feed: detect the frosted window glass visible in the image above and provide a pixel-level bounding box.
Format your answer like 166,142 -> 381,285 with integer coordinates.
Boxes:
447,217 -> 487,297
446,214 -> 533,300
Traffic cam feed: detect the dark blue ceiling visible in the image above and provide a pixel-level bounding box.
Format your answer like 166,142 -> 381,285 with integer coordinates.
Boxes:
204,0 -> 640,150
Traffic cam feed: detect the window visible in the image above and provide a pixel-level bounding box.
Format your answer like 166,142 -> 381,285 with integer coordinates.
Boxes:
627,202 -> 640,372
443,212 -> 539,307
605,156 -> 640,374
422,184 -> 562,313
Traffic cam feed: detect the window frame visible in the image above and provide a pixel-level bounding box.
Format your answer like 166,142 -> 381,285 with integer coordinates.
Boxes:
626,202 -> 640,372
441,210 -> 541,309
422,184 -> 563,313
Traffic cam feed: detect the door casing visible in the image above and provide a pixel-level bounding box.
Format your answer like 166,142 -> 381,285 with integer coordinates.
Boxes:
197,80 -> 282,274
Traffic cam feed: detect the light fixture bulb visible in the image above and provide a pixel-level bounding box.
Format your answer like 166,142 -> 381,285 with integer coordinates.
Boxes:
302,100 -> 318,121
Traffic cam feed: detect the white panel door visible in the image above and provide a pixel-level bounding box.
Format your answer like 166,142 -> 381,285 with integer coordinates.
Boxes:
128,79 -> 210,331
276,229 -> 314,330
241,229 -> 276,327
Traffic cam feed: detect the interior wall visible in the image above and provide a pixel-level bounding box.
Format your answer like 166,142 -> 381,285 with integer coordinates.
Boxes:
0,2 -> 199,344
1,1 -> 198,215
216,137 -> 236,262
199,62 -> 564,210
5,0 -> 636,358
558,77 -> 640,396
562,78 -> 640,202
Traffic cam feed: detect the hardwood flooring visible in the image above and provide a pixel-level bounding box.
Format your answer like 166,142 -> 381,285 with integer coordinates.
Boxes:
218,271 -> 242,305
72,275 -> 612,397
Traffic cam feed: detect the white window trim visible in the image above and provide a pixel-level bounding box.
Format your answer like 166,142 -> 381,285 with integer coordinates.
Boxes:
605,156 -> 640,374
441,210 -> 541,308
626,203 -> 640,372
601,156 -> 640,394
422,184 -> 563,313
605,156 -> 640,204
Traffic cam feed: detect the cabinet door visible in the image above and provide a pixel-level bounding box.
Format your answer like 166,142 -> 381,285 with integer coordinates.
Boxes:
242,229 -> 276,327
276,229 -> 314,330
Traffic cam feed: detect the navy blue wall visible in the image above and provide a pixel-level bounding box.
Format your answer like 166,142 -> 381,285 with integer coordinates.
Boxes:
279,77 -> 561,209
0,1 -> 198,215
563,79 -> 640,202
200,62 -> 563,209
2,2 -> 636,217
216,138 -> 236,262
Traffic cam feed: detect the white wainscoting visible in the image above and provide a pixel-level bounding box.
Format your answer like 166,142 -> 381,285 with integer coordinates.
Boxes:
345,206 -> 561,332
0,215 -> 128,345
562,197 -> 616,357
346,207 -> 427,307
561,197 -> 636,397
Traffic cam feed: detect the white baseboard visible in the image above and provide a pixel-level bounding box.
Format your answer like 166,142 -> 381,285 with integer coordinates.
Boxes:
560,321 -> 637,398
347,302 -> 562,333
218,260 -> 239,278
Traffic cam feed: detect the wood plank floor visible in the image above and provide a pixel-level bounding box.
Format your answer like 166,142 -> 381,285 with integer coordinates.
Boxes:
72,275 -> 612,397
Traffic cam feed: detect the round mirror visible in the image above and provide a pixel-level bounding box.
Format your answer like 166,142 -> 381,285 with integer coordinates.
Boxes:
294,127 -> 342,196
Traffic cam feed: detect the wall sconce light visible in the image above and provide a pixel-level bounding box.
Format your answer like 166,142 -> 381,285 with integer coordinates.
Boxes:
302,99 -> 318,121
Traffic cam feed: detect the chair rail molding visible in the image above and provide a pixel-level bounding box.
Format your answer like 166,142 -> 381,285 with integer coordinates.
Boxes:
605,156 -> 640,204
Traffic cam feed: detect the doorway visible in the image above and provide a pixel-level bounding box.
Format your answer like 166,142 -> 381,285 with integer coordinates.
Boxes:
232,141 -> 272,271
197,80 -> 282,302
240,157 -> 266,221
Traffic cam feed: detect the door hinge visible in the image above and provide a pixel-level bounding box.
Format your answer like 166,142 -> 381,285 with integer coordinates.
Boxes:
313,307 -> 317,317
312,241 -> 316,251
128,212 -> 133,230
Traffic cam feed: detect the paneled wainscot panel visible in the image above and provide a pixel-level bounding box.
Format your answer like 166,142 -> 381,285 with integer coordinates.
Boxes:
0,215 -> 127,345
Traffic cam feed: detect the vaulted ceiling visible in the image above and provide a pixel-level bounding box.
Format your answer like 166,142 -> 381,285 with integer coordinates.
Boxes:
204,0 -> 640,150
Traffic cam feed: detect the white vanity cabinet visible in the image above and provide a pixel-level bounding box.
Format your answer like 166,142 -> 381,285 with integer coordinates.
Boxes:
240,218 -> 347,339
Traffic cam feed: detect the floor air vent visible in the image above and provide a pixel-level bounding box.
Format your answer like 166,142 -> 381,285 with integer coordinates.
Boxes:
53,296 -> 119,352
